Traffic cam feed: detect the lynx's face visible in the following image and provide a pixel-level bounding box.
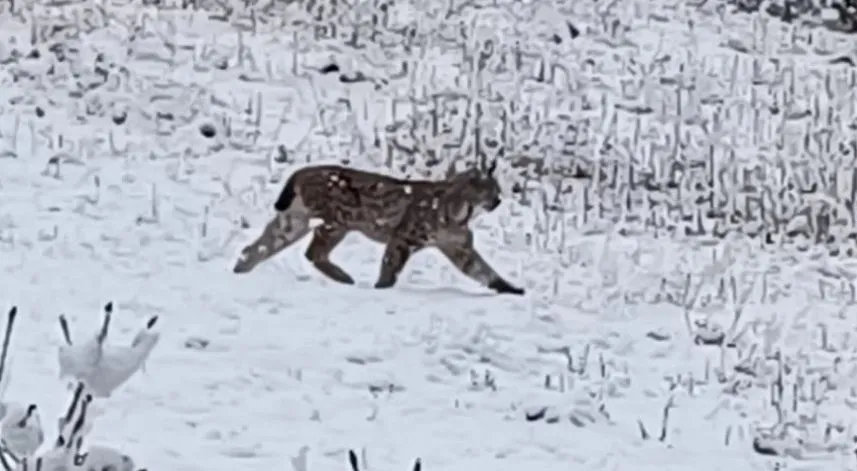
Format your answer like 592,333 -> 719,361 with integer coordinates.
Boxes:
450,162 -> 503,214
469,170 -> 503,212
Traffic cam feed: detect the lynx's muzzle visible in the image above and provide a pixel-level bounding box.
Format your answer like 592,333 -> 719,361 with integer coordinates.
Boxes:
486,196 -> 501,211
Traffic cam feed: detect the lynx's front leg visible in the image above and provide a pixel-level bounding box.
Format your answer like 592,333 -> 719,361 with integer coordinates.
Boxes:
375,236 -> 423,289
305,224 -> 354,284
233,211 -> 309,273
437,230 -> 524,295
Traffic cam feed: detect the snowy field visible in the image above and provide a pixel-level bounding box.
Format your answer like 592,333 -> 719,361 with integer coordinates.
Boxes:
0,0 -> 857,470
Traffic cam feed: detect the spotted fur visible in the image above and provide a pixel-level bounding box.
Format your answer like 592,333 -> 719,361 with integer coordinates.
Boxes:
232,162 -> 524,295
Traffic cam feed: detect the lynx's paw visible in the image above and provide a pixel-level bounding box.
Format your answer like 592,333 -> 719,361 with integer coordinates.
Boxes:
488,278 -> 525,295
374,277 -> 397,289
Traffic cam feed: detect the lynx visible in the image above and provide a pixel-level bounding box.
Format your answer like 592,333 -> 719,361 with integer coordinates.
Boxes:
232,162 -> 524,295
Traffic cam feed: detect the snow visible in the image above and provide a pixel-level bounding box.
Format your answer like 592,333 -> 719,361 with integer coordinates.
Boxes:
0,0 -> 856,470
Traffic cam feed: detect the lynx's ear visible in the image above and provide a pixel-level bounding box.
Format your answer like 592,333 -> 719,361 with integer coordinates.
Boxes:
487,159 -> 497,177
445,159 -> 458,179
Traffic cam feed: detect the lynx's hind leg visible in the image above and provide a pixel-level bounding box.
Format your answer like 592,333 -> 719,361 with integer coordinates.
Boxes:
437,230 -> 524,295
305,224 -> 355,284
233,210 -> 310,273
375,236 -> 423,289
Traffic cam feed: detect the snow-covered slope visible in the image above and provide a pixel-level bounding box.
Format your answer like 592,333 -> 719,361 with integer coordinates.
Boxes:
0,0 -> 857,470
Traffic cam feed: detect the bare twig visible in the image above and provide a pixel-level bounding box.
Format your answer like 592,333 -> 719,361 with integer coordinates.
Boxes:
0,307 -> 17,392
58,315 -> 72,346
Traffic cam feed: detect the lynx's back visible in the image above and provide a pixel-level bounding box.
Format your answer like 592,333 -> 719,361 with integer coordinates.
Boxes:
273,165 -> 449,242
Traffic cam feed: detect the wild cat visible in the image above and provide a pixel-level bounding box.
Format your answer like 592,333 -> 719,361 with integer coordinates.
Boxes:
232,161 -> 524,295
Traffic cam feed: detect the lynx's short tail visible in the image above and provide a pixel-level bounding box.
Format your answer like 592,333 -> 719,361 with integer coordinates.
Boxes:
274,175 -> 297,211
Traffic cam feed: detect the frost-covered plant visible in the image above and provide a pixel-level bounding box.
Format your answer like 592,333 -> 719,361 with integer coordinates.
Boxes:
13,382 -> 138,471
0,307 -> 46,468
0,405 -> 43,462
347,448 -> 421,471
57,302 -> 160,398
0,303 -> 151,470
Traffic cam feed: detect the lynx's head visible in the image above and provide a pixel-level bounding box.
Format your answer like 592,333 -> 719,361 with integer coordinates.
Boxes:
448,159 -> 503,213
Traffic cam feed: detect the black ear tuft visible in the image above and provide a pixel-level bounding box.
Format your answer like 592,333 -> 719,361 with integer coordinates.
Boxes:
445,160 -> 457,179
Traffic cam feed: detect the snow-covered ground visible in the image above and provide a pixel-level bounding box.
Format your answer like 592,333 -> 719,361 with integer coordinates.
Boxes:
1,0 -> 857,470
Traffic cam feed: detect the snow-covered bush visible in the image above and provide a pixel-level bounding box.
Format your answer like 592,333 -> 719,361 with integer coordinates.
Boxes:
57,302 -> 159,398
0,304 -> 154,470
